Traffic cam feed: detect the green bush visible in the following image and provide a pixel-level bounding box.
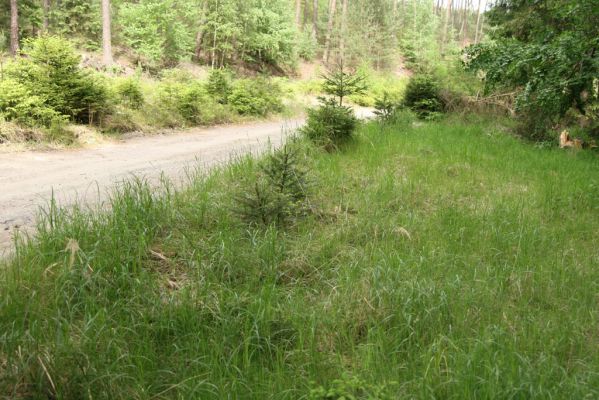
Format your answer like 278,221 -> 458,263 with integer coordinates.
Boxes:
159,68 -> 196,83
297,30 -> 317,61
157,80 -> 230,126
3,36 -> 109,124
114,78 -> 144,109
374,92 -> 400,123
228,78 -> 284,116
0,79 -> 65,128
348,71 -> 407,108
403,74 -> 443,119
235,144 -> 310,226
176,83 -> 208,124
301,99 -> 358,149
206,69 -> 233,104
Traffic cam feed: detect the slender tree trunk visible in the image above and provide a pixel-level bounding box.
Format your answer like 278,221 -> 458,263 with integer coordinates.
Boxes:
10,0 -> 19,55
194,30 -> 204,61
401,0 -> 406,30
458,0 -> 466,40
303,0 -> 310,30
101,0 -> 113,66
478,12 -> 485,42
412,0 -> 417,33
322,0 -> 336,64
312,0 -> 318,39
441,0 -> 453,56
462,0 -> 470,43
392,0 -> 399,46
451,0 -> 456,36
211,0 -> 218,68
474,0 -> 483,44
339,0 -> 348,65
42,0 -> 49,32
194,0 -> 208,61
295,0 -> 302,27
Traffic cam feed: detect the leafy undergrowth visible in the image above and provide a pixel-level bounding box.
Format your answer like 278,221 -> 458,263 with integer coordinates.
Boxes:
2,117 -> 599,399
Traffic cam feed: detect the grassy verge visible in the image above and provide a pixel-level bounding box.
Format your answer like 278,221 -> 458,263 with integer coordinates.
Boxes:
2,115 -> 599,398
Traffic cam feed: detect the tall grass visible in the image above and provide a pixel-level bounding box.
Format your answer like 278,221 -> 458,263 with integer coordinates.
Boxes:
2,116 -> 599,398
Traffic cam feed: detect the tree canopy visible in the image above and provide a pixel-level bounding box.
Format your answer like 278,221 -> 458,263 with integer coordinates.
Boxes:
464,0 -> 599,136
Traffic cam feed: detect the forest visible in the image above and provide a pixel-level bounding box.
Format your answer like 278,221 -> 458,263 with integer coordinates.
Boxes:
1,0 -> 599,399
0,0 -> 490,143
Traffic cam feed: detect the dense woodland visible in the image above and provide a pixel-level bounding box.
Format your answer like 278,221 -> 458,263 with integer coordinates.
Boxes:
0,1 -> 598,143
1,0 -> 486,71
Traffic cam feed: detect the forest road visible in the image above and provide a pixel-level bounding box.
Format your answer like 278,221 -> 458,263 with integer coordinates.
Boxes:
0,109 -> 374,254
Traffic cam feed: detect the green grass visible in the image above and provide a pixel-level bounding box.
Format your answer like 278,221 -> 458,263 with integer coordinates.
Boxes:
2,115 -> 599,399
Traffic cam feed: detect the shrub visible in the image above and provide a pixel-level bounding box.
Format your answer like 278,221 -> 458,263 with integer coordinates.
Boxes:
403,74 -> 443,119
0,79 -> 65,128
301,99 -> 358,149
297,30 -> 317,61
228,78 -> 284,116
4,36 -> 109,124
206,69 -> 233,104
322,67 -> 367,106
348,71 -> 406,108
374,92 -> 400,123
176,83 -> 209,124
235,144 -> 310,226
114,78 -> 144,109
45,117 -> 76,144
101,108 -> 142,133
157,80 -> 231,126
159,68 -> 196,83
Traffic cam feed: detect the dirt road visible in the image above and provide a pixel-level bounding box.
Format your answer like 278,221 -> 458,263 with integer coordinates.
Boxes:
0,110 -> 373,254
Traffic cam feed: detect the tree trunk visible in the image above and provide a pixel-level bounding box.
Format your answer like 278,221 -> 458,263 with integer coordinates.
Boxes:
194,30 -> 204,61
478,13 -> 485,42
474,0 -> 483,44
339,0 -> 348,65
412,0 -> 416,33
42,0 -> 49,32
194,1 -> 209,61
303,0 -> 310,30
400,0 -> 406,29
458,0 -> 466,41
462,0 -> 470,43
101,0 -> 113,66
441,0 -> 453,57
451,0 -> 456,36
295,0 -> 302,27
9,0 -> 19,55
322,0 -> 336,64
392,0 -> 399,42
312,0 -> 318,39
